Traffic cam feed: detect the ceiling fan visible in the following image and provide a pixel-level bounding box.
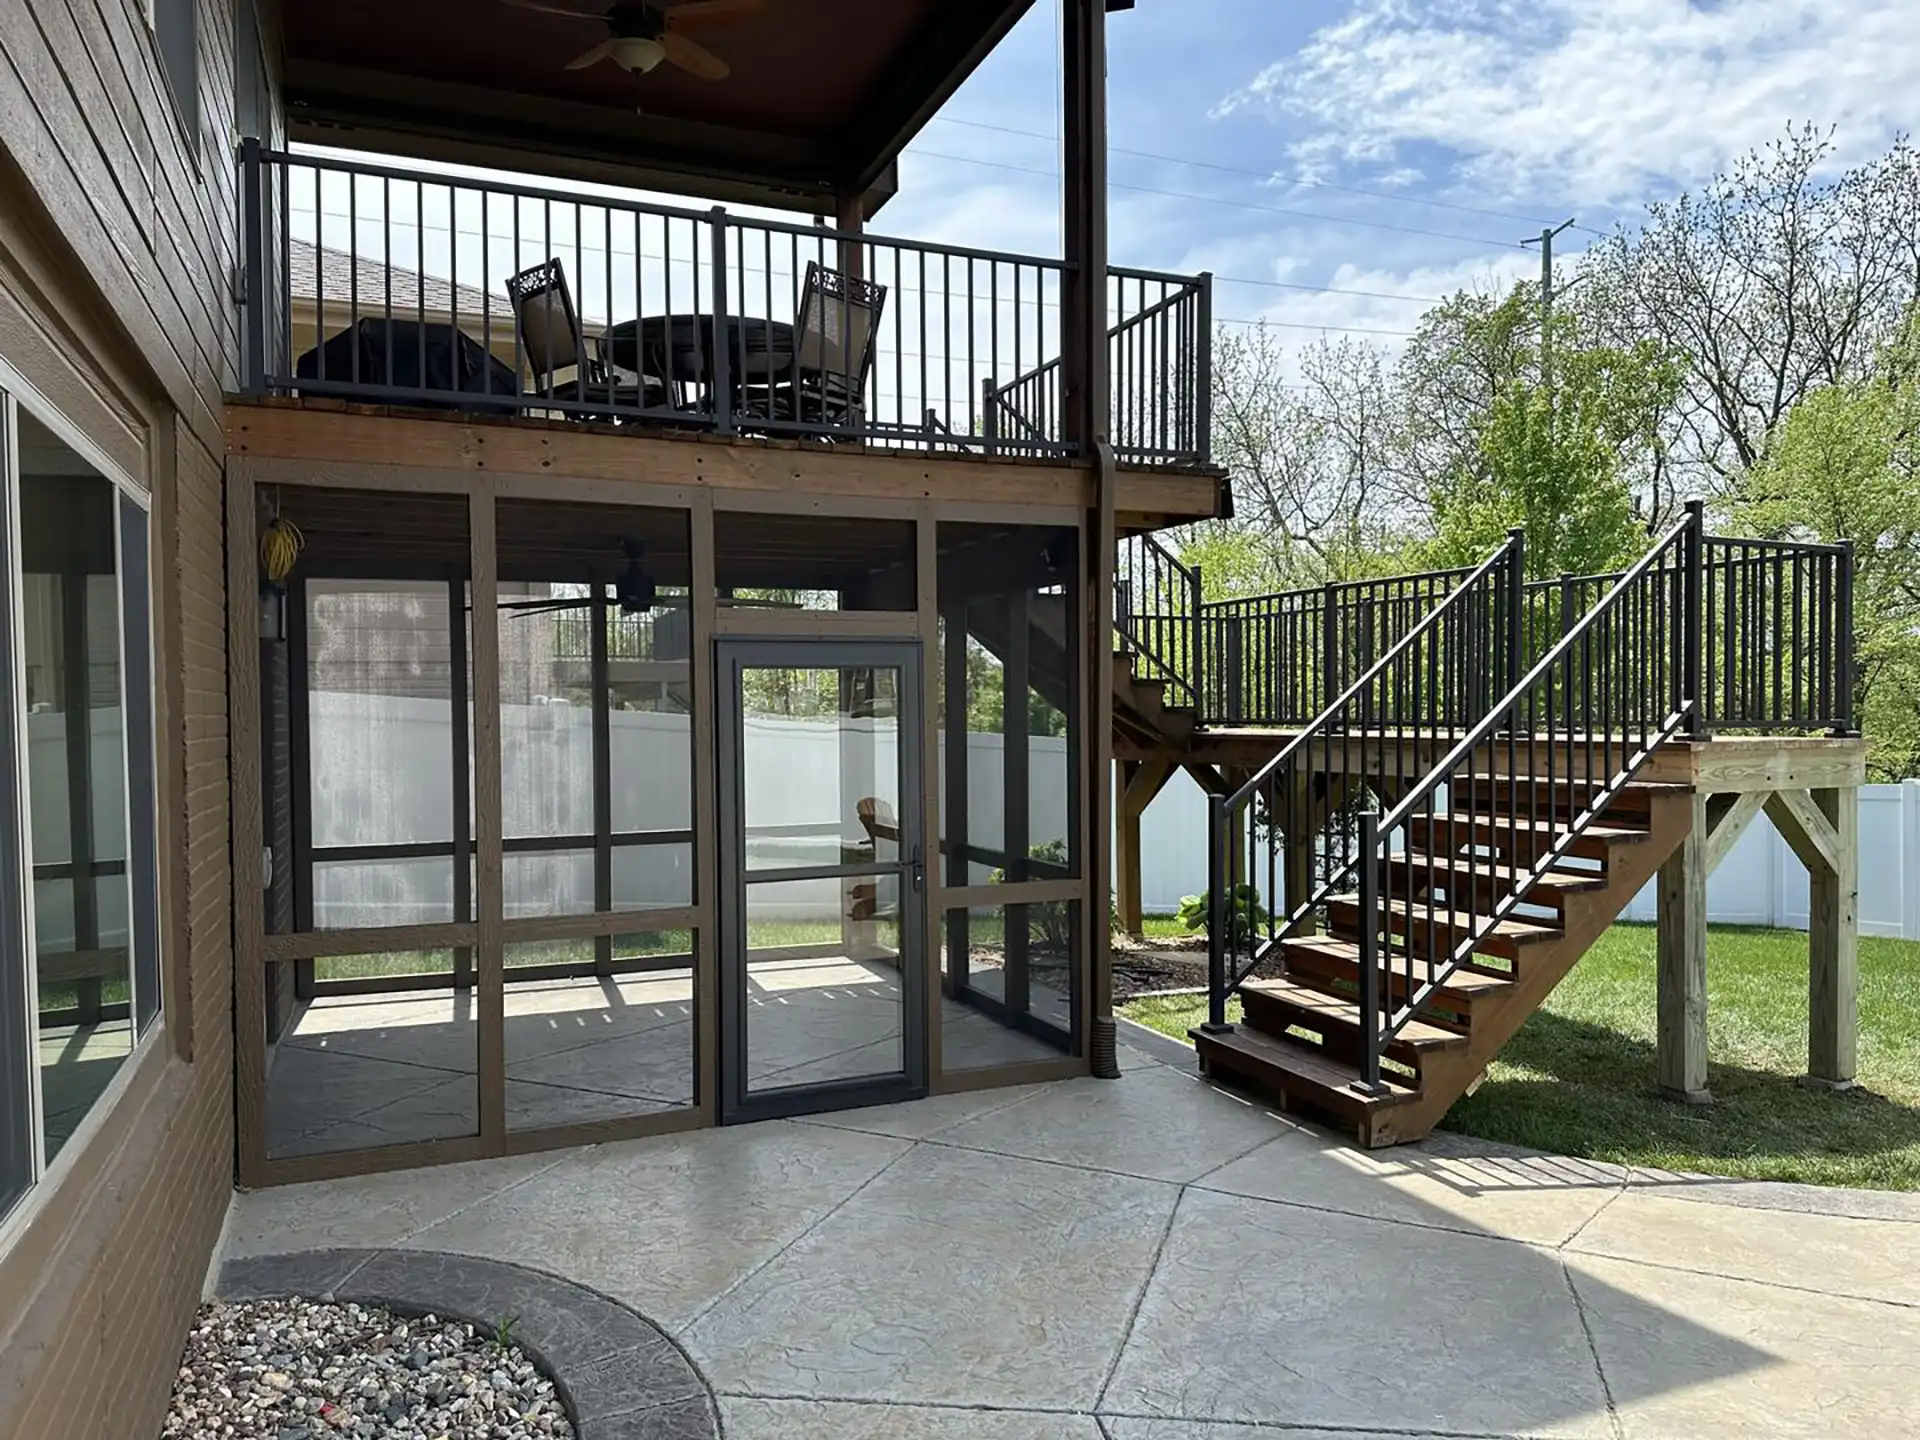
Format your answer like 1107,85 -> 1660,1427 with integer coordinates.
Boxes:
496,540 -> 667,617
501,0 -> 765,82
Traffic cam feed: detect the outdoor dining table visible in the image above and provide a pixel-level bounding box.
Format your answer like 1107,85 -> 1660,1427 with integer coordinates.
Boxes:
601,313 -> 799,389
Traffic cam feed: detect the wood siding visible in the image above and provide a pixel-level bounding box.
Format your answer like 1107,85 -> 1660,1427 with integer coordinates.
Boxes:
0,0 -> 272,1435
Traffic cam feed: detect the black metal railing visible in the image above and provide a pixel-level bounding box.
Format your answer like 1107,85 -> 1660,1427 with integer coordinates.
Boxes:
1199,531 -> 1528,1024
984,268 -> 1213,466
1196,500 -> 1858,1086
1115,533 -> 1201,708
1199,566 -> 1485,726
1519,535 -> 1854,733
1702,535 -> 1854,733
1342,506 -> 1703,1090
238,142 -> 1211,464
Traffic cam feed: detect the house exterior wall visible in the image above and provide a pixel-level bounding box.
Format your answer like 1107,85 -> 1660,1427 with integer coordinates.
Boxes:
0,0 -> 273,1435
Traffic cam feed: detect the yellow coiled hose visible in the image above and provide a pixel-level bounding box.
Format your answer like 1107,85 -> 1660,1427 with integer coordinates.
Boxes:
260,516 -> 305,586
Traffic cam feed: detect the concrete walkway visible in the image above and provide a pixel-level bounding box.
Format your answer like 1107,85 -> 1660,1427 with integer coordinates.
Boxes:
224,1028 -> 1920,1438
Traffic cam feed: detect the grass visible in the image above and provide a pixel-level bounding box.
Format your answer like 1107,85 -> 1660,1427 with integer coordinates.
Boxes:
1137,914 -> 1192,943
1121,923 -> 1920,1191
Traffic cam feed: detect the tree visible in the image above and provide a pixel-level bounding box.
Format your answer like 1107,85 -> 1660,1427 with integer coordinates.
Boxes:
1205,323 -> 1422,589
1583,126 -> 1920,494
1738,308 -> 1920,780
1424,290 -> 1681,580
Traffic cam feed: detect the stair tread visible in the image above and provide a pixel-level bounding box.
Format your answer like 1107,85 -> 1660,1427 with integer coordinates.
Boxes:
1328,893 -> 1564,945
1388,852 -> 1609,893
1193,1023 -> 1418,1105
1418,813 -> 1651,841
1460,775 -> 1689,793
1281,936 -> 1516,996
1242,977 -> 1468,1049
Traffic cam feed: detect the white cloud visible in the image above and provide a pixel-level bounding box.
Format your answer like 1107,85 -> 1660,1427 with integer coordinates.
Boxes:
1223,0 -> 1920,208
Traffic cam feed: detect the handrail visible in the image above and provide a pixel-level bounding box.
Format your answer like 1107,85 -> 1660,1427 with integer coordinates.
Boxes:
984,270 -> 1213,466
1115,532 -> 1201,707
1351,504 -> 1705,1091
1201,529 -> 1527,1029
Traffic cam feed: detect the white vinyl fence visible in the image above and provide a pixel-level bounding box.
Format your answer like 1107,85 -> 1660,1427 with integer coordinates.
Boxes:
308,693 -> 1069,928
1129,772 -> 1920,941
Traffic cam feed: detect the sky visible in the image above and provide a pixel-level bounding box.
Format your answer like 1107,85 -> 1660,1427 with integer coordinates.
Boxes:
878,0 -> 1920,352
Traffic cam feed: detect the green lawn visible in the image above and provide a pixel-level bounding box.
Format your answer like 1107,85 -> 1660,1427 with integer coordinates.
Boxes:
1122,923 -> 1920,1191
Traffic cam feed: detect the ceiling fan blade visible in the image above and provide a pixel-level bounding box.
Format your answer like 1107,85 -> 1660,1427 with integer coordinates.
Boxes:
565,37 -> 619,69
660,29 -> 729,79
502,0 -> 610,18
665,0 -> 765,22
495,599 -> 595,614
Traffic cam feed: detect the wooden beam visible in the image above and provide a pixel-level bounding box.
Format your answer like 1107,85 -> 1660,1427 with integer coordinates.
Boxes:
228,406 -> 1223,528
1807,786 -> 1860,1090
1656,790 -> 1712,1105
1690,737 -> 1867,794
470,481 -> 505,1146
916,511 -> 944,1083
1704,791 -> 1765,876
689,494 -> 721,1125
228,459 -> 268,1183
1764,789 -> 1843,879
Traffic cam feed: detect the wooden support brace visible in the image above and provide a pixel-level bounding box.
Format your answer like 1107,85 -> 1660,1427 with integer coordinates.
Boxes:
1656,790 -> 1711,1104
1704,791 -> 1765,875
1764,788 -> 1844,880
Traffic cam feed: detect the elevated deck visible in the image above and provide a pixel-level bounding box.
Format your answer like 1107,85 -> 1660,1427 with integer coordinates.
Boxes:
1108,520 -> 1866,1146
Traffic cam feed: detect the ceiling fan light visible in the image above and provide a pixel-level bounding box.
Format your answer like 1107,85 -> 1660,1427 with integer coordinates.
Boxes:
614,36 -> 668,72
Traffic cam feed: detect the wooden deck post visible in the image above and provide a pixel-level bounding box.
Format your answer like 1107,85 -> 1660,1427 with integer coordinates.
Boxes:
1117,762 -> 1143,938
1763,785 -> 1860,1089
1116,757 -> 1172,938
1656,790 -> 1711,1104
1807,786 -> 1860,1089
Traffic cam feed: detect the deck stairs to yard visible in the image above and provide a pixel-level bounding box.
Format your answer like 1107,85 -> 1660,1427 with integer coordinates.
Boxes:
1112,507 -> 1856,1146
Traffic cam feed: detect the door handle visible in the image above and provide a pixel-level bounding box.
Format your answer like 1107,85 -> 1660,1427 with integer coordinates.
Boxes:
909,844 -> 925,894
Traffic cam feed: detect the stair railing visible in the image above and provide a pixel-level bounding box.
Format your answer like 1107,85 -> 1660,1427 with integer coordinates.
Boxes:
1350,503 -> 1707,1094
1116,533 -> 1201,709
1201,529 -> 1528,1031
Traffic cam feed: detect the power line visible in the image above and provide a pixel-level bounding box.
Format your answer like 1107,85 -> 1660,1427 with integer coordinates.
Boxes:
906,149 -> 1531,251
1217,276 -> 1441,304
931,114 -> 1574,231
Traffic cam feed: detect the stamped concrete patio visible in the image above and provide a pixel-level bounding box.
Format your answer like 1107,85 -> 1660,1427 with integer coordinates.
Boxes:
222,1024 -> 1920,1438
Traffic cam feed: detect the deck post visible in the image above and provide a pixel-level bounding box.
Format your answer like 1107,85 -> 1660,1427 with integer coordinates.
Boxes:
1117,762 -> 1143,938
1806,785 -> 1860,1089
1063,0 -> 1116,1074
1656,789 -> 1712,1104
833,189 -> 865,282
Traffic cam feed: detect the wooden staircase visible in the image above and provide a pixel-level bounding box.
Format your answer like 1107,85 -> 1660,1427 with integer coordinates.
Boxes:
1193,773 -> 1695,1147
964,593 -> 1197,751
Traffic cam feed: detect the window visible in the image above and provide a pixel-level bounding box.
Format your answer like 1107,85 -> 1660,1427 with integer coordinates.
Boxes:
150,0 -> 199,149
0,378 -> 162,1227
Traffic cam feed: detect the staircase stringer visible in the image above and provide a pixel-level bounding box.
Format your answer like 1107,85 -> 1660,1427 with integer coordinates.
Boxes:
1368,789 -> 1697,1145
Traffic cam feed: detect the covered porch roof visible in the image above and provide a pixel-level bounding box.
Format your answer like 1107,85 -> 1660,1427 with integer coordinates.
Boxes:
281,0 -> 1126,215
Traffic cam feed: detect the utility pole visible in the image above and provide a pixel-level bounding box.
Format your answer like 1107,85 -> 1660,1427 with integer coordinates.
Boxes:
1522,218 -> 1578,393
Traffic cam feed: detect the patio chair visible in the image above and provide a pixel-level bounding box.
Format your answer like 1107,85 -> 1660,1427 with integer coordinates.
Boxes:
505,259 -> 667,420
742,262 -> 887,431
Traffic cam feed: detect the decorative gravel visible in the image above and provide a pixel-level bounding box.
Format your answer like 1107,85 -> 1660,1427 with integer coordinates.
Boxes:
163,1296 -> 576,1438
